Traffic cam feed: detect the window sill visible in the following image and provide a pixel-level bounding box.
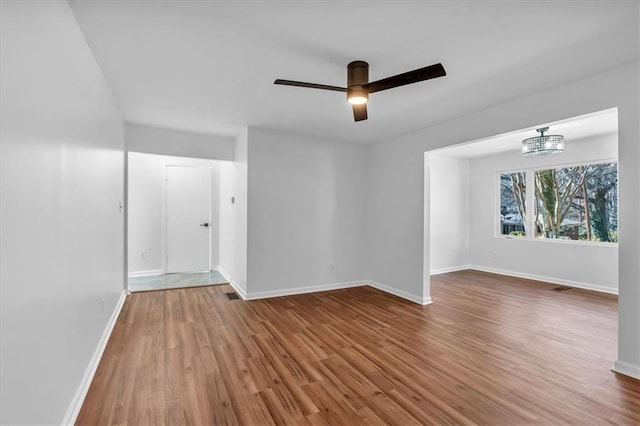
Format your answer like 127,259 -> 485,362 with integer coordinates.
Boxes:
495,235 -> 618,247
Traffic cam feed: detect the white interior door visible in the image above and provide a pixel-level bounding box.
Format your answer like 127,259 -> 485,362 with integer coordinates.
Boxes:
166,165 -> 210,273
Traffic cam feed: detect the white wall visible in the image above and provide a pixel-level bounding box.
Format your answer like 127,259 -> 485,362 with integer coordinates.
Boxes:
367,63 -> 639,377
468,133 -> 618,293
429,154 -> 470,273
218,128 -> 248,294
125,122 -> 235,161
127,152 -> 221,275
1,1 -> 125,423
246,127 -> 367,296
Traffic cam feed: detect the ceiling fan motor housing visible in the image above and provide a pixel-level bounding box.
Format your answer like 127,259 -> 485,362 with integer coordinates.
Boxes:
347,61 -> 369,103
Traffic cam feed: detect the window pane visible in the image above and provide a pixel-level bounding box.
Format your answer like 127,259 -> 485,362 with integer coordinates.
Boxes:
500,172 -> 526,236
534,163 -> 617,241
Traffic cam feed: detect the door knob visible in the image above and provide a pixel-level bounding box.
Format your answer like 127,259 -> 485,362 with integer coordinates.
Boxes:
200,223 -> 209,227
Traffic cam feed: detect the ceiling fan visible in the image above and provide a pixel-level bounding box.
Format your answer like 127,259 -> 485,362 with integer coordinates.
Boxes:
274,61 -> 446,122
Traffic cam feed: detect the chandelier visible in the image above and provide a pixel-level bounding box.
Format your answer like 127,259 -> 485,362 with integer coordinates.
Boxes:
522,127 -> 564,156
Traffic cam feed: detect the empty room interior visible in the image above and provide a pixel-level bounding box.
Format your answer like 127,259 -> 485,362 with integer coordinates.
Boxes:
1,1 -> 639,425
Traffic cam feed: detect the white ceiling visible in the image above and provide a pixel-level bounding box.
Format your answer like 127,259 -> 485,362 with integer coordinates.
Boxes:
433,108 -> 619,159
68,1 -> 638,143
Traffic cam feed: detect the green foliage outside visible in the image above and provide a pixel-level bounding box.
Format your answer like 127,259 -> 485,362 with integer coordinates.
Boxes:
501,163 -> 617,243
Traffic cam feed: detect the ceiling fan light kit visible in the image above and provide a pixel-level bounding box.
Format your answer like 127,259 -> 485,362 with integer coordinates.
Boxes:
274,60 -> 446,122
347,61 -> 369,105
347,88 -> 368,105
522,127 -> 565,156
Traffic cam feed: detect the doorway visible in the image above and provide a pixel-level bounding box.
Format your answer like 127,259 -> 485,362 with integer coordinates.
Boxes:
127,152 -> 226,291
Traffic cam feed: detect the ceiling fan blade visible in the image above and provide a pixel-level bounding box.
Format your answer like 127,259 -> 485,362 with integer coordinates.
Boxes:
363,63 -> 446,94
274,79 -> 346,92
353,103 -> 368,122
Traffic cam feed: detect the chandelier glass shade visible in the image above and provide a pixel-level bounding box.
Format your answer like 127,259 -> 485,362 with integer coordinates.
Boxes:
522,127 -> 564,156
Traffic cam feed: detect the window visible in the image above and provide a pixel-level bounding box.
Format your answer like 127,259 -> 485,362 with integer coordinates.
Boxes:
500,172 -> 526,236
498,161 -> 618,243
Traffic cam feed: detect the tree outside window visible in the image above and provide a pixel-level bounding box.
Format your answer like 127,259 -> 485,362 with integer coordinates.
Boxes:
498,162 -> 617,243
534,163 -> 617,242
500,172 -> 526,237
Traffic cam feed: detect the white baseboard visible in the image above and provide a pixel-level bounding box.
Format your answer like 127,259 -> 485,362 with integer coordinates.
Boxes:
430,264 -> 471,275
245,280 -> 367,300
468,265 -> 618,295
367,280 -> 431,305
216,266 -> 247,300
216,273 -> 428,306
62,290 -> 127,425
612,360 -> 640,380
128,269 -> 162,278
216,265 -> 431,306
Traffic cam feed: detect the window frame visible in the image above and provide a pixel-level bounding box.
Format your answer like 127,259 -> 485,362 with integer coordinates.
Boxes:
495,157 -> 618,246
496,168 -> 528,238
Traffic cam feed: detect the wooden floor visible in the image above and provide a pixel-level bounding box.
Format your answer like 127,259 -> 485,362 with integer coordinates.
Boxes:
77,271 -> 640,425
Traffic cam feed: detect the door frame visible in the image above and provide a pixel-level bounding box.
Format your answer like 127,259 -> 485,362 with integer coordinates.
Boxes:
162,164 -> 213,274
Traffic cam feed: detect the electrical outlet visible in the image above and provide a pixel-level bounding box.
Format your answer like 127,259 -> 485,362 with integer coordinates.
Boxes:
140,251 -> 147,260
329,263 -> 334,271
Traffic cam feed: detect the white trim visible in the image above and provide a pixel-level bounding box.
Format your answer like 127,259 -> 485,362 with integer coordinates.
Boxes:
430,265 -> 471,275
215,272 -> 430,306
367,280 -> 431,305
162,165 -> 167,274
469,265 -> 618,295
494,234 -> 618,247
245,280 -> 367,300
216,266 -> 247,300
127,269 -> 162,278
612,360 -> 640,380
207,167 -> 212,271
62,290 -> 127,425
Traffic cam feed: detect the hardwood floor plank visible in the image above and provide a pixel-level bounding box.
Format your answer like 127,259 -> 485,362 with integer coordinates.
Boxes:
259,384 -> 306,424
300,381 -> 363,425
77,272 -> 640,425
